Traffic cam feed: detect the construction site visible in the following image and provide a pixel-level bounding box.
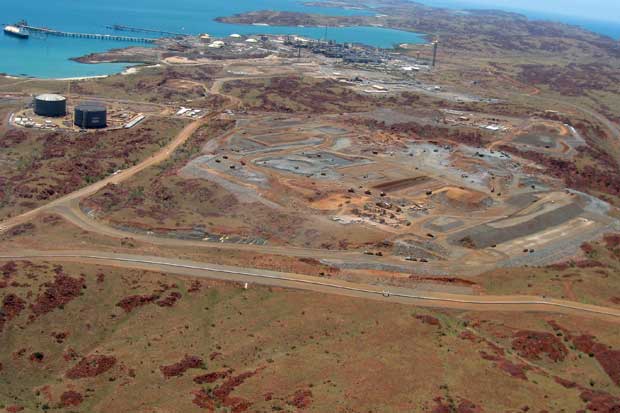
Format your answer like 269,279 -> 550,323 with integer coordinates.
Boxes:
5,2 -> 620,411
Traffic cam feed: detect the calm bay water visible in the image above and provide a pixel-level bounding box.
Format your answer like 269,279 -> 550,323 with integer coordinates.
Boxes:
0,0 -> 425,78
4,0 -> 618,78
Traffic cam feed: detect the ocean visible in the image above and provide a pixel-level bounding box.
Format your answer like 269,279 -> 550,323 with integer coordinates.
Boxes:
0,0 -> 425,78
3,0 -> 619,79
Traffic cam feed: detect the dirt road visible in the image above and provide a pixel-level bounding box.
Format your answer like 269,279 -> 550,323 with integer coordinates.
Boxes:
0,116 -> 208,233
1,250 -> 619,321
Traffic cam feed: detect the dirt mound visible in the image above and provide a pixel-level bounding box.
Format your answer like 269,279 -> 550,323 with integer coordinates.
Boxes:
160,355 -> 205,378
511,330 -> 568,362
432,187 -> 493,210
30,273 -> 85,318
66,355 -> 117,379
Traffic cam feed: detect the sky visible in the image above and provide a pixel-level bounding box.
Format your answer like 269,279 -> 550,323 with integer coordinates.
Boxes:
432,0 -> 620,22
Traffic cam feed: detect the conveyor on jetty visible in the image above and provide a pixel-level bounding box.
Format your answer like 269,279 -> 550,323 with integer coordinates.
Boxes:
15,23 -> 156,43
106,24 -> 187,38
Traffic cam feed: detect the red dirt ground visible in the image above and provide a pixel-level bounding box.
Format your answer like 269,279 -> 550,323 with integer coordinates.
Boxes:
415,314 -> 441,326
116,294 -> 159,313
66,355 -> 117,379
30,273 -> 85,318
160,355 -> 205,378
549,321 -> 620,386
193,369 -> 232,384
0,294 -> 26,332
60,390 -> 84,407
288,389 -> 313,409
511,330 -> 568,362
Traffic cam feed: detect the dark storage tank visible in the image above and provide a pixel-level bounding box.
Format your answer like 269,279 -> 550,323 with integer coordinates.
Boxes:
34,94 -> 67,117
74,102 -> 107,129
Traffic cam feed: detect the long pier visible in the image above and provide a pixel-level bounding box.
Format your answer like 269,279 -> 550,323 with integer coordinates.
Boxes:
106,24 -> 187,38
16,24 -> 156,43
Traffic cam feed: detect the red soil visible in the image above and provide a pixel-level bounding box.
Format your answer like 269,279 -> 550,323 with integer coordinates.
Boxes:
574,260 -> 605,268
581,242 -> 595,254
288,389 -> 313,409
554,376 -> 578,388
213,370 -> 257,400
188,280 -> 202,293
497,359 -> 529,380
192,389 -> 214,409
66,355 -> 117,379
96,272 -> 105,284
0,293 -> 26,332
30,274 -> 84,318
192,369 -> 262,412
432,397 -> 484,413
549,321 -> 620,386
1,261 -> 18,277
415,315 -> 441,326
604,234 -> 620,250
194,369 -> 232,384
60,391 -> 84,407
511,330 -> 568,362
580,389 -> 620,413
6,406 -> 24,412
116,294 -> 158,313
156,291 -> 182,307
160,355 -> 205,378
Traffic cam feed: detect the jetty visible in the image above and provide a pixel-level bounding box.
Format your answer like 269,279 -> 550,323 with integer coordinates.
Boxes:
106,24 -> 187,38
15,23 -> 156,43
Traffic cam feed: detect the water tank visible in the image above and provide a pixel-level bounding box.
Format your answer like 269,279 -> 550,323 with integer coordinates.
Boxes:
34,94 -> 66,117
74,102 -> 107,129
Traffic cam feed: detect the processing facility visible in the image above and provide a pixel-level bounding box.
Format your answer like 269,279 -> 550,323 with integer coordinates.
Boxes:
34,94 -> 67,117
74,102 -> 107,129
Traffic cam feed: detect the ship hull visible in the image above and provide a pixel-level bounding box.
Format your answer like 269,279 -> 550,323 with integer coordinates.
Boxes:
4,28 -> 29,39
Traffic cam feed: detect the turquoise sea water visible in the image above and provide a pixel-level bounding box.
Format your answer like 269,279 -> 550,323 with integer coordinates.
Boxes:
0,0 -> 425,78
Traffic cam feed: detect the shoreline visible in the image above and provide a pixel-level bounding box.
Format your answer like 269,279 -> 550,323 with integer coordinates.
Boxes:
0,63 -> 161,82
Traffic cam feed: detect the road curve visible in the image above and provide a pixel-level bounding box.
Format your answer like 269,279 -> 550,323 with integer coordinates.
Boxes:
0,116 -> 209,233
1,250 -> 620,322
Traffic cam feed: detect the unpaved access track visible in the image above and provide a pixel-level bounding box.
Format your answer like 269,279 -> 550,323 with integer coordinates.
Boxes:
0,116 -> 209,233
1,250 -> 620,322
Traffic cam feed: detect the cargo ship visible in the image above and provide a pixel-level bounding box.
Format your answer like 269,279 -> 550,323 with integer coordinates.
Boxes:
3,25 -> 29,39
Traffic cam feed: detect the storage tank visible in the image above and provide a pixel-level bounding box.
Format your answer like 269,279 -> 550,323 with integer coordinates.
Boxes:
74,102 -> 107,129
34,94 -> 67,117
